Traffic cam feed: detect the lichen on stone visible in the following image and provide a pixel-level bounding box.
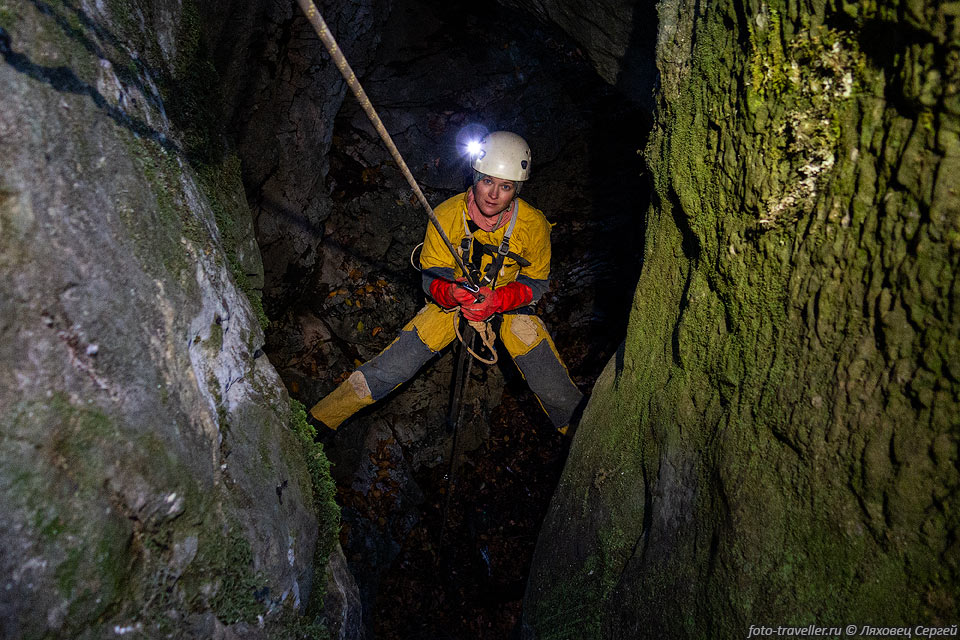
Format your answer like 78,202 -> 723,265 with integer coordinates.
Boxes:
748,19 -> 865,227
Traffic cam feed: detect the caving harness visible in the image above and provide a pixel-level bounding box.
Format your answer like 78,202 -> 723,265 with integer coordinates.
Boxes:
449,198 -> 532,364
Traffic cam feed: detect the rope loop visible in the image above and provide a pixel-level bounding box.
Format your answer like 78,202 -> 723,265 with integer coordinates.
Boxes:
410,242 -> 423,271
453,309 -> 498,365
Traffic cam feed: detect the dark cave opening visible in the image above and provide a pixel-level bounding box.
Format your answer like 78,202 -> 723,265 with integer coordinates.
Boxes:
254,0 -> 655,636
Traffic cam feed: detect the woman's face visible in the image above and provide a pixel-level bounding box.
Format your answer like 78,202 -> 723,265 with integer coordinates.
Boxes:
473,176 -> 516,217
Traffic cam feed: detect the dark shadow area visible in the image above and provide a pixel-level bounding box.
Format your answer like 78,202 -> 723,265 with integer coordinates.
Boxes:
615,0 -> 661,112
825,8 -> 951,117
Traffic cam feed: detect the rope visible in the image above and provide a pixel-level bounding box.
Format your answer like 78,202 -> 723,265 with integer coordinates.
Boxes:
294,1 -> 503,561
295,0 -> 479,290
453,311 -> 498,365
437,319 -> 475,557
410,242 -> 424,271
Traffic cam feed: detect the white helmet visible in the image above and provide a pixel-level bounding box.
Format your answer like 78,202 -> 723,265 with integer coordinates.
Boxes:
472,131 -> 531,181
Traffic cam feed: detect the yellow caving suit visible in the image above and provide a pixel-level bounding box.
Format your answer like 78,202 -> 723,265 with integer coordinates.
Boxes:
309,191 -> 582,430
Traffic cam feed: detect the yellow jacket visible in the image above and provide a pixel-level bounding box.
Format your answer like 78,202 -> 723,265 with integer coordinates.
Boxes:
420,191 -> 552,300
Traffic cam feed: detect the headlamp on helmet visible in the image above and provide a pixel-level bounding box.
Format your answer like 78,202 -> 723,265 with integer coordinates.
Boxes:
471,131 -> 531,182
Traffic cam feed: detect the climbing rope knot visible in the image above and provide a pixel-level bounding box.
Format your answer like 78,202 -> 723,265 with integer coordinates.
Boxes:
453,309 -> 498,365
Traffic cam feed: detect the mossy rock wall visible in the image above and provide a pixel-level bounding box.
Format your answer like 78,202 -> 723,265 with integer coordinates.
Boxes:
0,1 -> 337,637
524,0 -> 959,637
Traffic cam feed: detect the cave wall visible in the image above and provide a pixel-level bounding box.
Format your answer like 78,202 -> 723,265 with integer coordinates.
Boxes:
200,0 -> 391,310
0,1 -> 343,637
524,0 -> 959,636
497,0 -> 652,99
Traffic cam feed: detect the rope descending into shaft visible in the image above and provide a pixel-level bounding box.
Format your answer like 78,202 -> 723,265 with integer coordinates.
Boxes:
296,2 -> 503,560
295,0 -> 478,289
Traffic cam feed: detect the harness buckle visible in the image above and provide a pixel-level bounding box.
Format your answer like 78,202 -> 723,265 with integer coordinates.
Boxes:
497,240 -> 510,256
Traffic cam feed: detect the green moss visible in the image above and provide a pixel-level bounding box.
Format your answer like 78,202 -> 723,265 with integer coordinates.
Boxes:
2,397 -> 139,630
205,321 -> 224,352
232,261 -> 270,330
530,0 -> 959,635
103,0 -> 142,58
288,399 -> 340,616
268,608 -> 334,640
126,519 -> 266,636
747,5 -> 787,102
529,557 -> 605,639
55,547 -> 84,597
208,528 -> 265,623
197,156 -> 270,330
0,1 -> 17,28
118,133 -> 206,281
523,357 -> 651,639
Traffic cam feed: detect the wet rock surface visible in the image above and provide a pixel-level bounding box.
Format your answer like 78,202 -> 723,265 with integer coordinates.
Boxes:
0,1 -> 333,637
322,542 -> 369,640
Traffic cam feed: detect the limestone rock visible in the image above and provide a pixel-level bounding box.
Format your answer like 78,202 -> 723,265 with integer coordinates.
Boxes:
0,1 -> 336,637
201,0 -> 392,310
322,543 -> 368,640
523,0 -> 960,636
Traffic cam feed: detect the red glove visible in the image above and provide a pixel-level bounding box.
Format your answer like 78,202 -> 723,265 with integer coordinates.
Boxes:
461,281 -> 533,322
429,278 -> 477,308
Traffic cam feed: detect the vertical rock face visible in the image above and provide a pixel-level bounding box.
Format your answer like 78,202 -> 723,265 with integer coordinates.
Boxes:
0,1 -> 339,637
525,0 -> 959,637
496,0 -> 656,104
201,0 -> 391,310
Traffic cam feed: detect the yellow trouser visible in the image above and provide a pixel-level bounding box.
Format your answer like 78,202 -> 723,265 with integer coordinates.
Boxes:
310,304 -> 581,429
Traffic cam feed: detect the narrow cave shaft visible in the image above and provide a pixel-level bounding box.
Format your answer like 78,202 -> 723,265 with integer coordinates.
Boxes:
255,0 -> 651,636
1,0 -> 956,637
